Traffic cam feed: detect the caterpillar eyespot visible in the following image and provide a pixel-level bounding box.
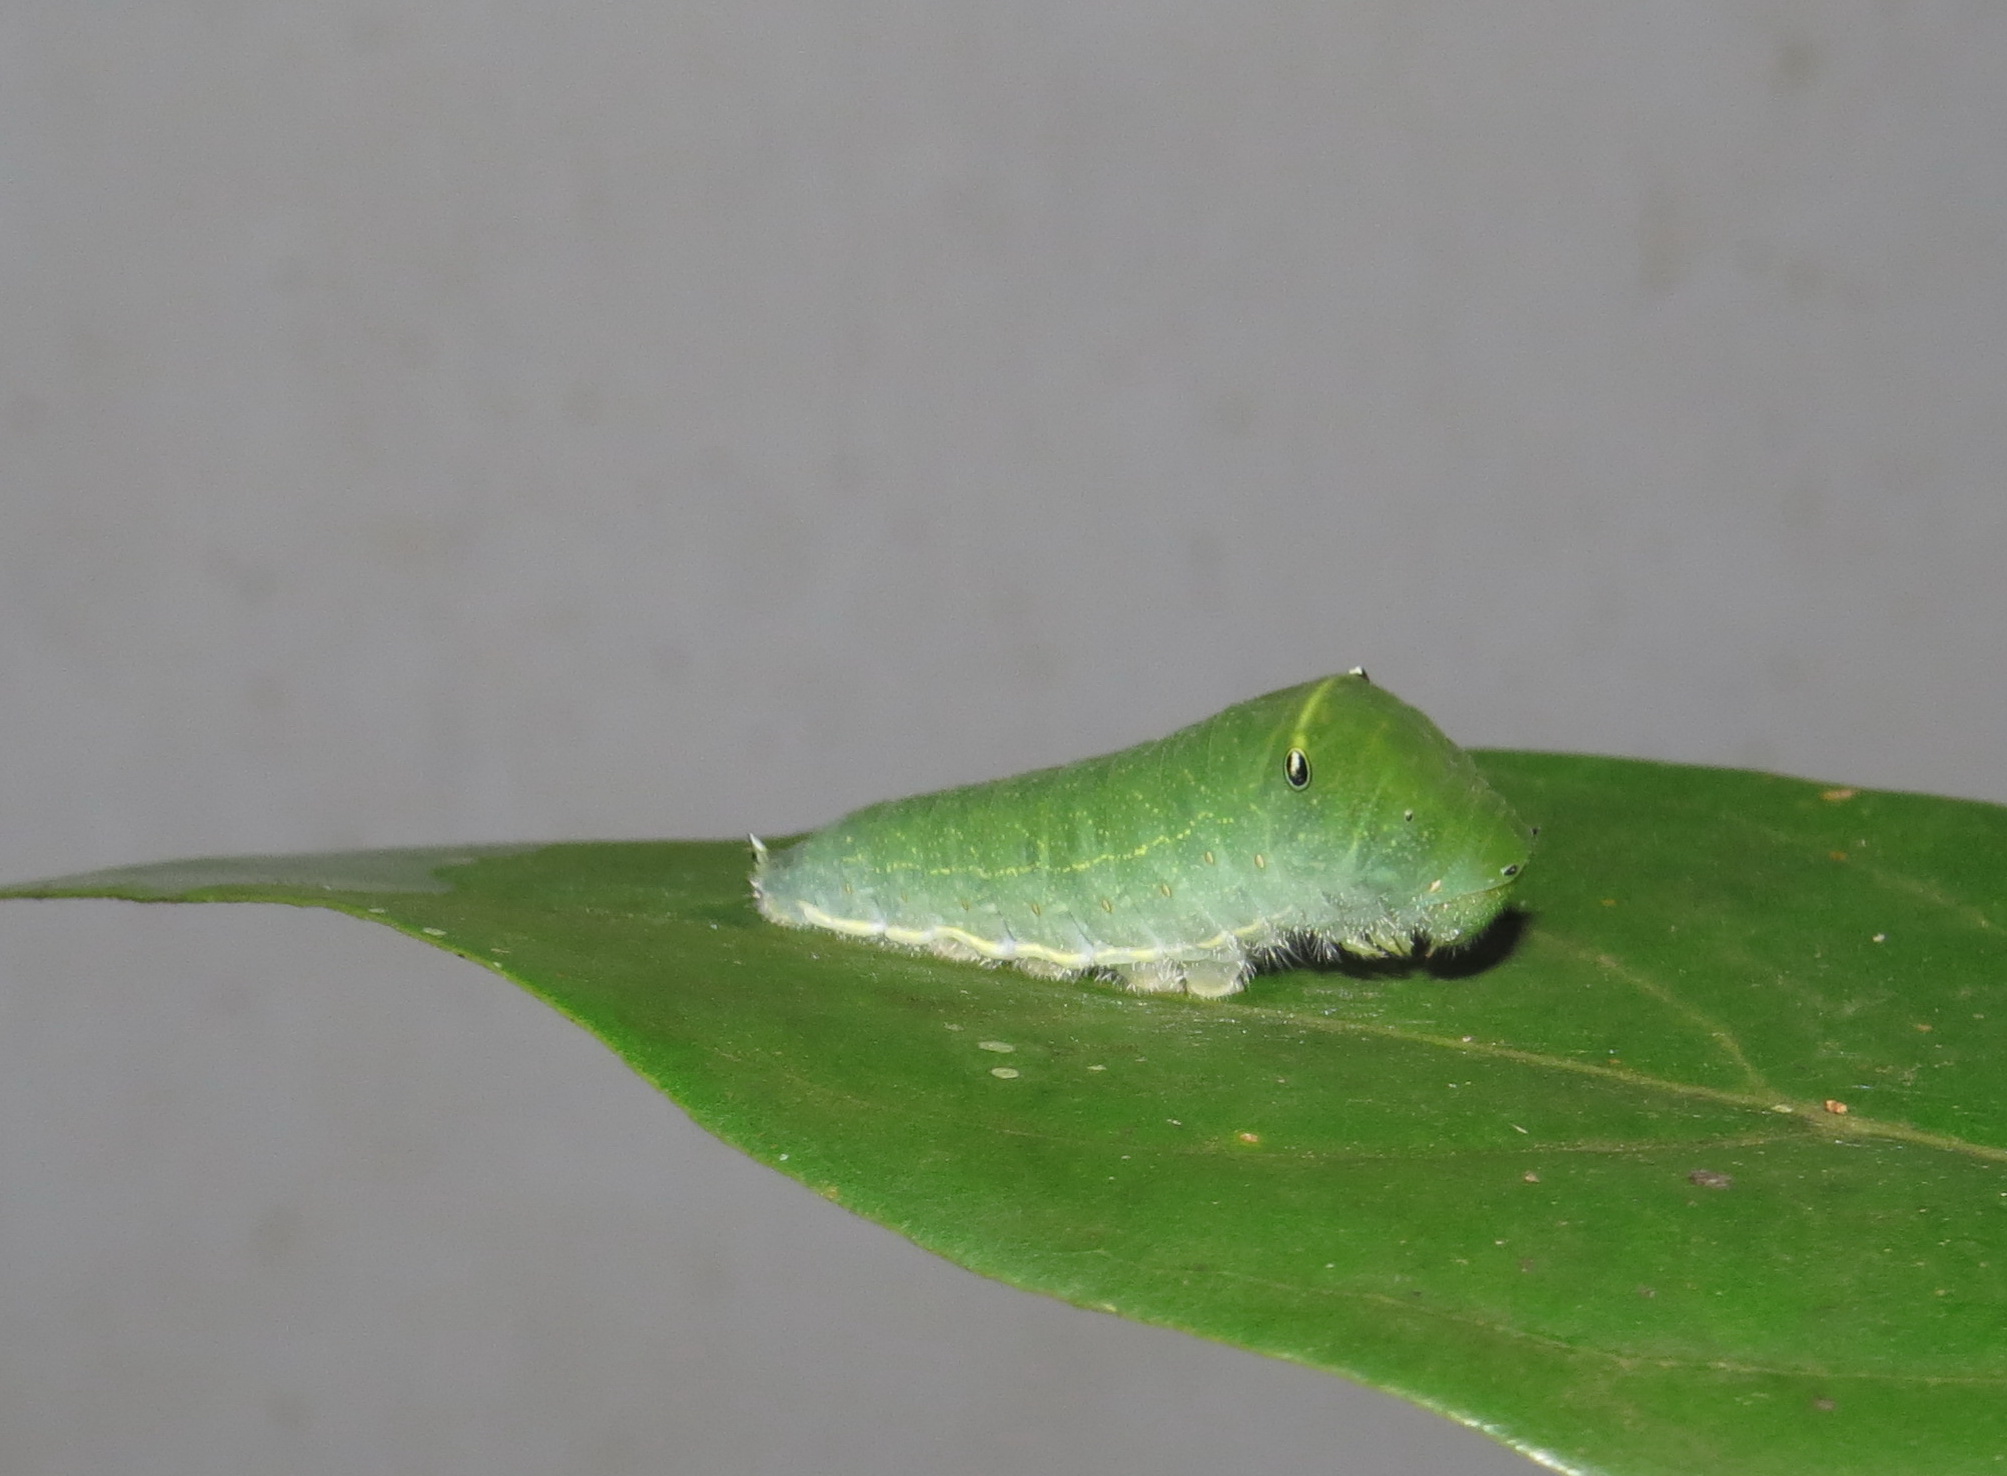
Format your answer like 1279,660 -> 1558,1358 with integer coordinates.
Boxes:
1284,748 -> 1311,789
752,672 -> 1535,999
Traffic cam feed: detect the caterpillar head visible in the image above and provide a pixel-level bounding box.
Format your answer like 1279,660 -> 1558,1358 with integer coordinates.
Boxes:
1252,671 -> 1535,953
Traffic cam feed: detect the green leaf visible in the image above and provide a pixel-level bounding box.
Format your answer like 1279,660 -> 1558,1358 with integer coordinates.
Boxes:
6,752 -> 2006,1476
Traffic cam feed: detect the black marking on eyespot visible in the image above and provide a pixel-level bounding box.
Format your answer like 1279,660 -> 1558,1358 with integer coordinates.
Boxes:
1347,666 -> 1370,682
1530,826 -> 1541,837
1501,864 -> 1521,877
1403,808 -> 1415,822
1284,749 -> 1311,789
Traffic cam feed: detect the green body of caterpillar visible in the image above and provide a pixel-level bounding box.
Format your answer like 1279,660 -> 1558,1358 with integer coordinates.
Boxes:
751,671 -> 1533,998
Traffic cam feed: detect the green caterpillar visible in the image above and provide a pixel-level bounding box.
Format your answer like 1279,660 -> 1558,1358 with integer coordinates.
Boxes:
751,671 -> 1533,998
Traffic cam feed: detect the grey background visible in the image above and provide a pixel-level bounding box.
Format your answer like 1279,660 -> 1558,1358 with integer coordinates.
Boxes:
3,3 -> 2004,1473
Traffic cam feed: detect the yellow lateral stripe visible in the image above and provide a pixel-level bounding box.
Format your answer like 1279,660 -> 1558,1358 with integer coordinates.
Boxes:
794,901 -> 1258,968
794,903 -> 886,938
848,812 -> 1218,883
1286,674 -> 1343,753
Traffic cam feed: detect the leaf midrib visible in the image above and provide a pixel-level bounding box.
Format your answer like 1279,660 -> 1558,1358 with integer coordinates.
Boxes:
1226,999 -> 2007,1165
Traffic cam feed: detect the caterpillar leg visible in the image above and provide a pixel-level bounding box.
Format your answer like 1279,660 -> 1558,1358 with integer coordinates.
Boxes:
1115,960 -> 1186,995
1180,959 -> 1247,999
927,935 -> 986,963
1112,958 -> 1247,998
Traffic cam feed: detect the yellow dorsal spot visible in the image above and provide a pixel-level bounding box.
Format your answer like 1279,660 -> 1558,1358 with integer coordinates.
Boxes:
1254,853 -> 1267,869
1202,850 -> 1215,865
1158,882 -> 1173,897
1100,897 -> 1115,912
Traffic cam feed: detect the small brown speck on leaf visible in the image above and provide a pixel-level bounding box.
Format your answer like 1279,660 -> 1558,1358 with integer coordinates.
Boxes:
1813,1397 -> 1837,1413
1821,788 -> 1857,803
1824,1099 -> 1849,1115
1236,1132 -> 1261,1144
1829,850 -> 1850,863
1636,1285 -> 1657,1299
1688,1169 -> 1734,1190
1522,1171 -> 1541,1183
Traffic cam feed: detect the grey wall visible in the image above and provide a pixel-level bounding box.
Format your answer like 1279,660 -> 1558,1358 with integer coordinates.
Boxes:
3,3 -> 2003,1473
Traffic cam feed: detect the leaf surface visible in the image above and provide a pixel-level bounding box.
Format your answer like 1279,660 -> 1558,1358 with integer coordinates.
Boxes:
8,753 -> 2006,1476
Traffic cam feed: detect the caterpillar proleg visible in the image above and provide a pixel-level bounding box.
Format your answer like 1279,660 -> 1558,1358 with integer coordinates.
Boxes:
752,672 -> 1532,997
